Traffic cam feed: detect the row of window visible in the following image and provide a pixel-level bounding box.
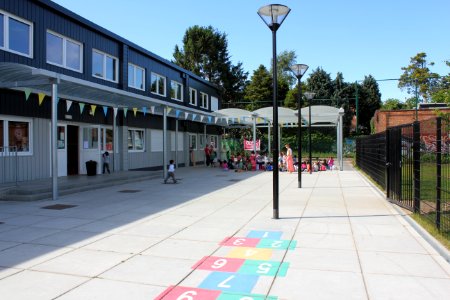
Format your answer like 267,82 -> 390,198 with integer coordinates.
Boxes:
0,9 -> 211,109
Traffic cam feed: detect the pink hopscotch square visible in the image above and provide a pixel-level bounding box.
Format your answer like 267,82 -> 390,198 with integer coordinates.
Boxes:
194,256 -> 245,272
155,286 -> 221,300
220,237 -> 260,247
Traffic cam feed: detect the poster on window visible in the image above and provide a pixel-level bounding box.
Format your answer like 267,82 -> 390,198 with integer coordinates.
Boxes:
243,139 -> 260,151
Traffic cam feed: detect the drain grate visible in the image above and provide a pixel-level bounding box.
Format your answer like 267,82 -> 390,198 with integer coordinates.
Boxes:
41,204 -> 77,210
118,189 -> 141,193
229,179 -> 242,182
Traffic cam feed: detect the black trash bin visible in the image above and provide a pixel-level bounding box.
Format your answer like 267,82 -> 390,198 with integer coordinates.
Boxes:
85,160 -> 97,176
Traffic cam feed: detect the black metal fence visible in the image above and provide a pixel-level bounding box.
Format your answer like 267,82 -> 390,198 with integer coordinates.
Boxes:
356,117 -> 449,239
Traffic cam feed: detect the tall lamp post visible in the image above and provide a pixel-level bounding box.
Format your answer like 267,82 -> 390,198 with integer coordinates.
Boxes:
304,92 -> 315,174
290,64 -> 309,188
258,4 -> 291,219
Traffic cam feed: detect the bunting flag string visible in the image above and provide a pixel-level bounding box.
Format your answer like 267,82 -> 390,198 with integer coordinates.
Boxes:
192,113 -> 197,121
38,93 -> 45,106
142,107 -> 147,116
113,107 -> 118,118
66,100 -> 73,112
184,112 -> 189,119
123,107 -> 128,118
215,116 -> 219,124
207,116 -> 212,123
103,106 -> 108,117
133,107 -> 138,117
200,115 -> 205,123
150,106 -> 155,114
79,103 -> 85,114
24,88 -> 31,101
175,110 -> 181,118
167,107 -> 173,114
90,105 -> 97,116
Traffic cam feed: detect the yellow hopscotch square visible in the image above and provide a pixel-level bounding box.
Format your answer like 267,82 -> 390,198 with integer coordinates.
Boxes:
226,247 -> 273,260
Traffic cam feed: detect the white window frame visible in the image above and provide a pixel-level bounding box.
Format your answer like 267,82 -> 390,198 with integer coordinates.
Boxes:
127,128 -> 145,152
0,115 -> 33,156
92,49 -> 119,83
189,88 -> 197,106
151,72 -> 166,97
46,30 -> 83,73
0,9 -> 33,58
200,92 -> 209,109
170,80 -> 183,102
189,133 -> 197,150
128,63 -> 145,91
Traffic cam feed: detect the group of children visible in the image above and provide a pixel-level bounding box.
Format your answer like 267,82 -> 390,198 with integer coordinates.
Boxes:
297,157 -> 335,172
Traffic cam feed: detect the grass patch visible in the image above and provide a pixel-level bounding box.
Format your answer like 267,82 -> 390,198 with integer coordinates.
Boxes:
410,213 -> 450,250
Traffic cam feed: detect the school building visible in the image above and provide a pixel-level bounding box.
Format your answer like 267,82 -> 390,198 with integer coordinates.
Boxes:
0,0 -> 224,185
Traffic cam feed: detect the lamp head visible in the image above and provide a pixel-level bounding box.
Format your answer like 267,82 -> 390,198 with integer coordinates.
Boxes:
304,92 -> 316,100
257,4 -> 291,31
290,64 -> 309,79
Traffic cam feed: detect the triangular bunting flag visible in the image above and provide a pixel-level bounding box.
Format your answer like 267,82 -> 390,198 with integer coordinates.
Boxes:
150,106 -> 155,114
215,117 -> 219,124
185,112 -> 189,119
79,103 -> 85,114
113,107 -> 118,118
142,107 -> 147,116
66,100 -> 73,112
237,117 -> 240,123
200,115 -> 205,122
207,116 -> 212,123
175,110 -> 181,118
123,108 -> 128,118
90,105 -> 97,115
103,106 -> 108,117
38,93 -> 45,106
24,88 -> 31,101
133,107 -> 138,117
192,114 -> 197,121
167,107 -> 172,114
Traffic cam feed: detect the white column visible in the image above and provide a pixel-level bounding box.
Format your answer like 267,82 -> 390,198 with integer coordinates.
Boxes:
175,119 -> 178,169
163,107 -> 167,179
51,83 -> 58,200
268,122 -> 271,157
113,105 -> 117,172
339,113 -> 344,171
253,116 -> 257,153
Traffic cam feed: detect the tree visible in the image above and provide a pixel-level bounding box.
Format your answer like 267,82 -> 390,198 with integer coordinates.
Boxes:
359,75 -> 382,134
398,52 -> 440,103
243,65 -> 273,110
173,25 -> 247,107
381,98 -> 404,110
271,50 -> 297,88
431,60 -> 450,104
284,82 -> 307,109
305,68 -> 334,105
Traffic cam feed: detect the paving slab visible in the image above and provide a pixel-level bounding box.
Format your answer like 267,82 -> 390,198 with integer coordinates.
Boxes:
0,166 -> 448,299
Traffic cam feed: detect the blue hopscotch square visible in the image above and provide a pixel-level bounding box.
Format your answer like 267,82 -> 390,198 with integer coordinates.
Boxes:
246,230 -> 283,240
198,272 -> 259,294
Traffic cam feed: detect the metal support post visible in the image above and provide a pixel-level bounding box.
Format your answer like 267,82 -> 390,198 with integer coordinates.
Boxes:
51,83 -> 58,200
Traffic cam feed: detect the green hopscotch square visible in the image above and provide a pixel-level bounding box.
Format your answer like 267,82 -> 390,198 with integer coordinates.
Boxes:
218,291 -> 278,300
238,260 -> 289,277
256,239 -> 297,250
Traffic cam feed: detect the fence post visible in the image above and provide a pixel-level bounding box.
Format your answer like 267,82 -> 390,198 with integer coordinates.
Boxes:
413,121 -> 421,213
436,117 -> 441,230
385,129 -> 390,199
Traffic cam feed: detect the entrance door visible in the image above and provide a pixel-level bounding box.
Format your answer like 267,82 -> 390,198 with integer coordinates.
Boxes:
57,124 -> 67,176
67,125 -> 79,175
80,126 -> 100,174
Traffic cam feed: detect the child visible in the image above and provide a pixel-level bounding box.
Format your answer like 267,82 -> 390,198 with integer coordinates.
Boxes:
164,160 -> 177,184
102,151 -> 111,174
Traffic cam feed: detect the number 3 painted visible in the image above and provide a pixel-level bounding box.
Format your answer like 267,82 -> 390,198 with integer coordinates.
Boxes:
233,238 -> 246,246
176,290 -> 197,300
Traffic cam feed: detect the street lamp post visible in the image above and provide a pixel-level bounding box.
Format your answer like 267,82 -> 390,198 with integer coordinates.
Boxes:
290,64 -> 309,188
304,92 -> 315,174
258,4 -> 291,219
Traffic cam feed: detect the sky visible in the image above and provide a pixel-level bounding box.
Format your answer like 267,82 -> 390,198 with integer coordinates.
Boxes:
52,0 -> 450,103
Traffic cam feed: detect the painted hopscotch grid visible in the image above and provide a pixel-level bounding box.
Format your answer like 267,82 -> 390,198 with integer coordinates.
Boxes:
155,230 -> 296,299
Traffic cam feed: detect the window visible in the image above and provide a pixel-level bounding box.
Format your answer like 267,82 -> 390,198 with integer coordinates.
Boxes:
46,31 -> 83,72
128,63 -> 145,90
211,96 -> 219,111
170,80 -> 183,101
0,10 -> 33,57
151,73 -> 166,96
101,128 -> 113,151
189,134 -> 197,150
92,49 -> 118,82
0,118 -> 32,155
189,88 -> 197,106
128,129 -> 144,151
200,92 -> 208,109
82,128 -> 98,149
57,126 -> 65,149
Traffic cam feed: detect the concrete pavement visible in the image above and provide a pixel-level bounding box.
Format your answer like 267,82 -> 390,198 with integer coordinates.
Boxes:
0,166 -> 449,299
